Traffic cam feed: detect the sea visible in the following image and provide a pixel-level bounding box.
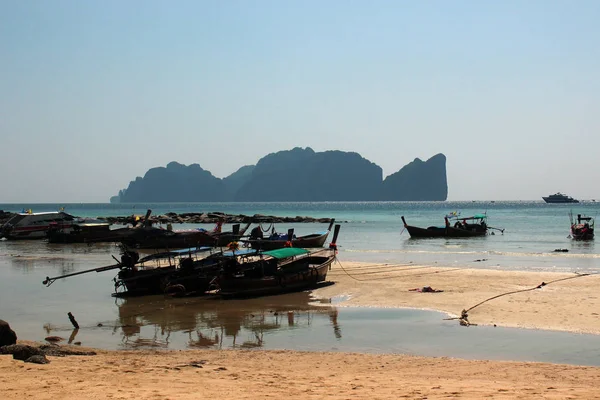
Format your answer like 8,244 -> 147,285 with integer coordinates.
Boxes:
1,201 -> 600,364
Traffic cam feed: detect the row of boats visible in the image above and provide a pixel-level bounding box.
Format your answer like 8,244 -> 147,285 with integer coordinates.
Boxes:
0,209 -> 335,251
2,207 -> 594,300
43,240 -> 340,299
401,211 -> 595,241
0,209 -> 342,299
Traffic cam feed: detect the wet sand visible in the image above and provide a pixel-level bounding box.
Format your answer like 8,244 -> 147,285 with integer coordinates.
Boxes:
3,259 -> 600,399
315,260 -> 600,334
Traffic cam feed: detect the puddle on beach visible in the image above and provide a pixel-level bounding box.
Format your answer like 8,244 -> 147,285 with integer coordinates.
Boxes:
2,240 -> 600,367
25,290 -> 600,367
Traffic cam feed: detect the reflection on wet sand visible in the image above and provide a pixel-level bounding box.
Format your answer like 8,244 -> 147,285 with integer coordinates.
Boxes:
3,240 -> 119,273
114,291 -> 341,349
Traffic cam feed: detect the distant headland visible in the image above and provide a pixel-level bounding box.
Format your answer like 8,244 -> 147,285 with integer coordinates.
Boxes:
110,147 -> 448,203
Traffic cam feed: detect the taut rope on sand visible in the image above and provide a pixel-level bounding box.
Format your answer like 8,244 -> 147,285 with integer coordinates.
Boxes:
452,272 -> 595,327
332,259 -> 464,281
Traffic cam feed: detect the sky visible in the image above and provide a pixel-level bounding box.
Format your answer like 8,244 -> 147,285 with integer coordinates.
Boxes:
1,0 -> 599,202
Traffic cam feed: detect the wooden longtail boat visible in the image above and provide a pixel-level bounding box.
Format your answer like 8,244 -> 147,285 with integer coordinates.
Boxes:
46,221 -> 132,244
401,214 -> 499,238
215,224 -> 341,298
246,219 -> 335,250
42,246 -> 233,297
120,214 -> 251,251
570,212 -> 594,240
112,247 -> 235,297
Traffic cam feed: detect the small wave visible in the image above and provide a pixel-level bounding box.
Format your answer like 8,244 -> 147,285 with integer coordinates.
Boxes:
345,249 -> 482,255
487,250 -> 600,259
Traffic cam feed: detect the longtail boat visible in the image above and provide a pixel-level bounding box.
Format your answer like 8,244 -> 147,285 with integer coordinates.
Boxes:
215,224 -> 341,298
246,219 -> 335,250
570,212 -> 594,240
401,214 -> 503,238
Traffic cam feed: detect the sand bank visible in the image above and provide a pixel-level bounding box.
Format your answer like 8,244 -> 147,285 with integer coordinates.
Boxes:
315,260 -> 600,334
3,259 -> 600,399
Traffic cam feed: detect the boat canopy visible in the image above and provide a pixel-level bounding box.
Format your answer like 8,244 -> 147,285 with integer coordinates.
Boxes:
221,248 -> 258,257
262,247 -> 310,259
138,246 -> 214,263
448,213 -> 487,221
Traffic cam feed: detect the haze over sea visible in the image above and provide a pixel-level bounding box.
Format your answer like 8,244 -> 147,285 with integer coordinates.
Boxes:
1,200 -> 599,272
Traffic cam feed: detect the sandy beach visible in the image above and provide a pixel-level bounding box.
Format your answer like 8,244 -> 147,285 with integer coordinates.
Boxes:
3,260 -> 600,399
317,260 -> 600,334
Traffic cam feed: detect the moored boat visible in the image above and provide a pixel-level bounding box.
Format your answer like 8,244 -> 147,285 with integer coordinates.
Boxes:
46,219 -> 132,243
1,210 -> 79,240
215,224 -> 340,298
246,219 -> 335,250
42,246 -> 231,297
570,212 -> 594,240
112,247 -> 230,297
119,210 -> 250,251
401,214 -> 501,238
543,192 -> 579,203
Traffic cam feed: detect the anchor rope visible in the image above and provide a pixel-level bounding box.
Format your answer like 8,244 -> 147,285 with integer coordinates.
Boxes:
446,271 -> 600,326
464,272 -> 595,314
332,259 -> 465,281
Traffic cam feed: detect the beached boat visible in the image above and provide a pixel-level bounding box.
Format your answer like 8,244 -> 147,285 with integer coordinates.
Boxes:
401,214 -> 498,238
246,219 -> 335,250
543,192 -> 579,203
120,220 -> 251,251
112,247 -> 236,297
215,224 -> 340,298
42,246 -> 233,297
215,247 -> 336,298
0,210 -> 80,240
570,213 -> 594,240
46,219 -> 133,244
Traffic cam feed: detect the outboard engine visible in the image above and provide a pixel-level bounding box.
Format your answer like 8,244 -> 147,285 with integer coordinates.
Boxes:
120,251 -> 140,268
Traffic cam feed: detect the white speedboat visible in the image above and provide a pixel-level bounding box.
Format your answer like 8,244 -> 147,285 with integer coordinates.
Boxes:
0,211 -> 78,240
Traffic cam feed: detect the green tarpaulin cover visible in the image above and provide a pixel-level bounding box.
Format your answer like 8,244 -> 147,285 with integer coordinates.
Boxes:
262,247 -> 310,259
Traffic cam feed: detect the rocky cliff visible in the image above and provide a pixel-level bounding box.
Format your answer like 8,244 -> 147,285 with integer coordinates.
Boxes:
117,162 -> 229,203
234,148 -> 382,201
380,153 -> 448,201
111,148 -> 447,203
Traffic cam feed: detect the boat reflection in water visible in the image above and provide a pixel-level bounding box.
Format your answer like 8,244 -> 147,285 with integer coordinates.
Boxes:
114,291 -> 341,349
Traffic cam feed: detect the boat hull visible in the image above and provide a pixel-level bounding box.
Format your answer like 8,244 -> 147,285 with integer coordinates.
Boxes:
217,254 -> 334,298
571,226 -> 594,240
401,216 -> 487,238
47,227 -> 132,244
248,232 -> 329,250
3,224 -> 74,240
543,197 -> 580,204
113,256 -> 224,297
405,225 -> 486,238
120,230 -> 217,250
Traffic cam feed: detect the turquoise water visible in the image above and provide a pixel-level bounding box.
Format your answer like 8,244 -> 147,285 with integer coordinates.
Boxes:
2,201 -> 600,271
1,201 -> 600,364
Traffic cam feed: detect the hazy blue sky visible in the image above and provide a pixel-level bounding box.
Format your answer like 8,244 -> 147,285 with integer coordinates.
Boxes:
1,1 -> 598,202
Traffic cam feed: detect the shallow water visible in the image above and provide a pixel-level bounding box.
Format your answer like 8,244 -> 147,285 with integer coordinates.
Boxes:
3,201 -> 600,272
1,246 -> 599,367
5,288 -> 600,367
2,201 -> 600,365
